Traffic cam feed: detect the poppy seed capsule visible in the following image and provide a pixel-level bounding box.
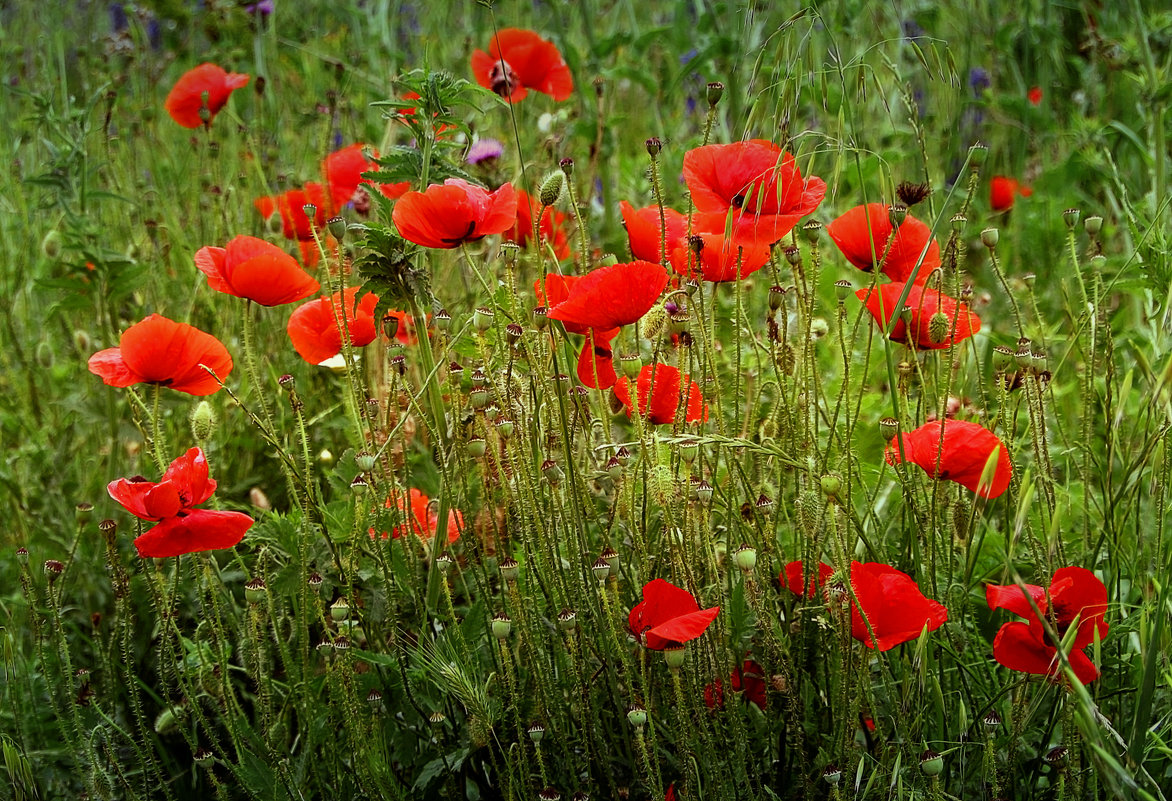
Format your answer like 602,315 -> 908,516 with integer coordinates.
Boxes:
626,705 -> 648,728
645,137 -> 662,157
496,417 -> 515,438
950,213 -> 967,233
980,227 -> 999,249
301,203 -> 317,225
822,765 -> 842,786
244,577 -> 266,604
499,556 -> 519,582
355,452 -> 377,473
695,480 -> 713,505
367,688 -> 383,705
919,750 -> 944,777
528,722 -> 546,742
539,171 -> 565,208
879,417 -> 900,440
390,354 -> 406,376
783,246 -> 801,267
433,308 -> 451,332
505,322 -> 524,347
327,216 -> 347,241
591,557 -> 611,582
491,612 -> 512,639
538,788 -> 561,801
600,545 -> 620,571
381,314 -> 400,341
15,546 -> 28,564
802,219 -> 822,243
833,279 -> 852,303
679,438 -> 699,464
308,572 -> 323,589
559,157 -> 574,177
542,459 -> 564,486
350,475 -> 369,494
557,609 -> 577,631
194,748 -> 214,767
888,204 -> 908,229
44,559 -> 64,578
1044,746 -> 1068,766
1062,208 -> 1081,229
467,437 -> 487,459
706,81 -> 724,106
983,710 -> 1002,728
967,142 -> 988,166
605,456 -> 623,481
330,598 -> 350,622
820,473 -> 842,498
733,545 -> 757,572
436,553 -> 455,574
533,306 -> 549,329
470,388 -> 490,409
768,285 -> 786,311
473,306 -> 494,332
1084,215 -> 1103,236
428,711 -> 446,725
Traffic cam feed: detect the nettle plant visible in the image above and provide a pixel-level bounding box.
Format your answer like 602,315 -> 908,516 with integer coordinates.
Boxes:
14,20 -> 1168,801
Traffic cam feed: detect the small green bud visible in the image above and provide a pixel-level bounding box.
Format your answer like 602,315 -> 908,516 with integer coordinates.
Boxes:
820,474 -> 842,498
928,311 -> 950,344
266,212 -> 284,235
539,171 -> 565,208
980,227 -> 999,249
190,400 -> 216,443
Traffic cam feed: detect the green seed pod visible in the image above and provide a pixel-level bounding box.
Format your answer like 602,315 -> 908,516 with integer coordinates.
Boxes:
679,438 -> 699,464
350,475 -> 369,495
473,306 -> 494,332
600,546 -> 619,571
695,480 -> 713,505
499,556 -> 519,583
663,645 -> 687,670
888,204 -> 908,229
557,609 -> 577,631
1062,208 -> 1080,229
491,612 -> 512,639
467,437 -> 487,459
980,228 -> 999,249
919,750 -> 944,777
528,723 -> 546,743
533,306 -> 549,329
802,219 -> 822,243
620,353 -> 641,380
244,577 -> 266,604
591,557 -> 611,582
355,452 -> 377,473
327,216 -> 347,241
967,142 -> 987,166
733,545 -> 757,572
820,474 -> 842,499
769,285 -> 786,311
626,705 -> 647,728
833,279 -> 852,303
433,308 -> 452,332
496,417 -> 515,439
330,598 -> 351,622
1083,215 -> 1103,236
822,765 -> 842,786
950,213 -> 966,234
706,81 -> 724,107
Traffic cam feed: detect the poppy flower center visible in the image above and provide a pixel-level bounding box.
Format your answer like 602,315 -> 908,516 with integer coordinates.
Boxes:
440,220 -> 479,245
731,193 -> 746,208
488,60 -> 520,98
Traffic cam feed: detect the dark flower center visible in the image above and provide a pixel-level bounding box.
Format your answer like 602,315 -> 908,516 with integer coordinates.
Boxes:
489,60 -> 520,98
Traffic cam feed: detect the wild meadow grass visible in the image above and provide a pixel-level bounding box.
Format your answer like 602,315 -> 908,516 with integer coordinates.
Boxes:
1,1 -> 1170,799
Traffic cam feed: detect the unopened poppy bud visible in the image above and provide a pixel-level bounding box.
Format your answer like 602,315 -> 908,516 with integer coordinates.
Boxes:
928,311 -> 950,344
539,171 -> 565,208
645,137 -> 662,157
73,329 -> 91,353
249,487 -> 271,511
467,437 -> 487,459
919,750 -> 944,777
822,765 -> 842,786
733,544 -> 757,571
980,227 -> 999,249
436,553 -> 455,574
327,216 -> 347,241
350,475 -> 369,494
1084,215 -> 1103,235
820,473 -> 842,498
473,306 -> 494,332
533,306 -> 549,330
888,204 -> 908,229
491,612 -> 512,639
1062,208 -> 1080,229
967,142 -> 987,166
41,229 -> 62,259
769,285 -> 786,311
802,219 -> 822,243
695,480 -> 713,505
194,748 -> 215,768
498,556 -> 519,583
541,458 -> 564,486
244,577 -> 266,604
505,322 -> 524,347
950,213 -> 966,233
528,722 -> 546,742
301,203 -> 317,224
190,400 -> 216,442
559,157 -> 574,177
879,416 -> 899,440
706,81 -> 724,106
833,279 -> 852,303
557,609 -> 577,631
591,557 -> 611,582
627,705 -> 648,728
663,645 -> 687,670
355,452 -> 376,473
330,598 -> 350,621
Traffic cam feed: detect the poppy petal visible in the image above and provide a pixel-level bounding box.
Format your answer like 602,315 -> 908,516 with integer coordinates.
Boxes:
164,63 -> 250,128
546,260 -> 668,331
620,201 -> 688,263
855,282 -> 981,350
985,581 -> 1049,619
644,606 -> 720,650
885,419 -> 1011,498
849,561 -> 948,651
576,328 -> 618,389
784,560 -> 834,598
87,347 -> 140,388
827,203 -> 941,284
133,509 -> 253,558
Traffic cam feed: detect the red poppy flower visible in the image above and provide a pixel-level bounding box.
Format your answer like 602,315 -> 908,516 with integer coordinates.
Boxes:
393,179 -> 518,249
856,282 -> 981,350
827,203 -> 941,284
371,487 -> 463,544
783,560 -> 835,598
705,658 -> 767,710
323,143 -> 409,209
628,577 -> 719,650
164,63 -> 249,129
88,314 -> 233,396
885,419 -> 1011,499
987,566 -> 1107,684
1028,86 -> 1043,106
546,260 -> 668,332
471,28 -> 573,103
849,561 -> 949,651
682,140 -> 825,246
989,176 -> 1033,212
194,235 -> 319,306
505,189 -> 571,260
669,231 -> 772,283
665,785 -> 676,801
286,288 -> 381,365
576,328 -> 619,389
535,273 -> 586,334
613,364 -> 707,425
107,447 -> 253,558
620,201 -> 689,263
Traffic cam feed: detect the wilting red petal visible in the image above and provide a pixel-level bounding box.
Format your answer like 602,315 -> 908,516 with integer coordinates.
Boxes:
784,560 -> 834,598
669,231 -> 772,283
546,260 -> 668,331
506,189 -> 571,259
629,577 -> 719,650
885,419 -> 1011,498
849,561 -> 948,651
827,203 -> 941,284
393,179 -> 518,249
287,288 -> 380,365
164,63 -> 249,128
613,364 -> 707,425
195,235 -> 318,306
133,509 -> 253,558
471,28 -> 573,103
620,201 -> 688,263
89,314 -> 233,396
576,328 -> 619,389
855,282 -> 980,350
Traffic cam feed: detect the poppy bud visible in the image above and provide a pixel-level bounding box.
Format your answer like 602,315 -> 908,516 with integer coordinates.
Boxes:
528,722 -> 546,742
327,216 -> 347,241
695,480 -> 713,505
1084,215 -> 1103,236
802,219 -> 822,243
559,157 -> 574,177
244,577 -> 266,604
1088,254 -> 1106,274
41,229 -> 62,259
557,609 -> 577,631
473,306 -> 494,332
928,311 -> 950,344
542,458 -> 564,486
645,137 -> 662,157
194,748 -> 215,768
980,228 -> 999,249
467,437 -> 487,459
706,81 -> 724,107
888,204 -> 908,229
601,545 -> 620,571
733,544 -> 757,572
1062,208 -> 1080,229
919,750 -> 944,777
768,285 -> 786,311
505,322 -> 524,347
491,612 -> 512,639
950,213 -> 966,233
833,279 -> 852,303
591,557 -> 611,582
822,765 -> 841,786
967,142 -> 987,166
539,171 -> 565,208
190,400 -> 216,442
330,598 -> 350,621
627,705 -> 647,728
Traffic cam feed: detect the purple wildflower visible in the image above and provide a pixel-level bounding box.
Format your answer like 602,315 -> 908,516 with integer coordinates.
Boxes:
466,138 -> 504,165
